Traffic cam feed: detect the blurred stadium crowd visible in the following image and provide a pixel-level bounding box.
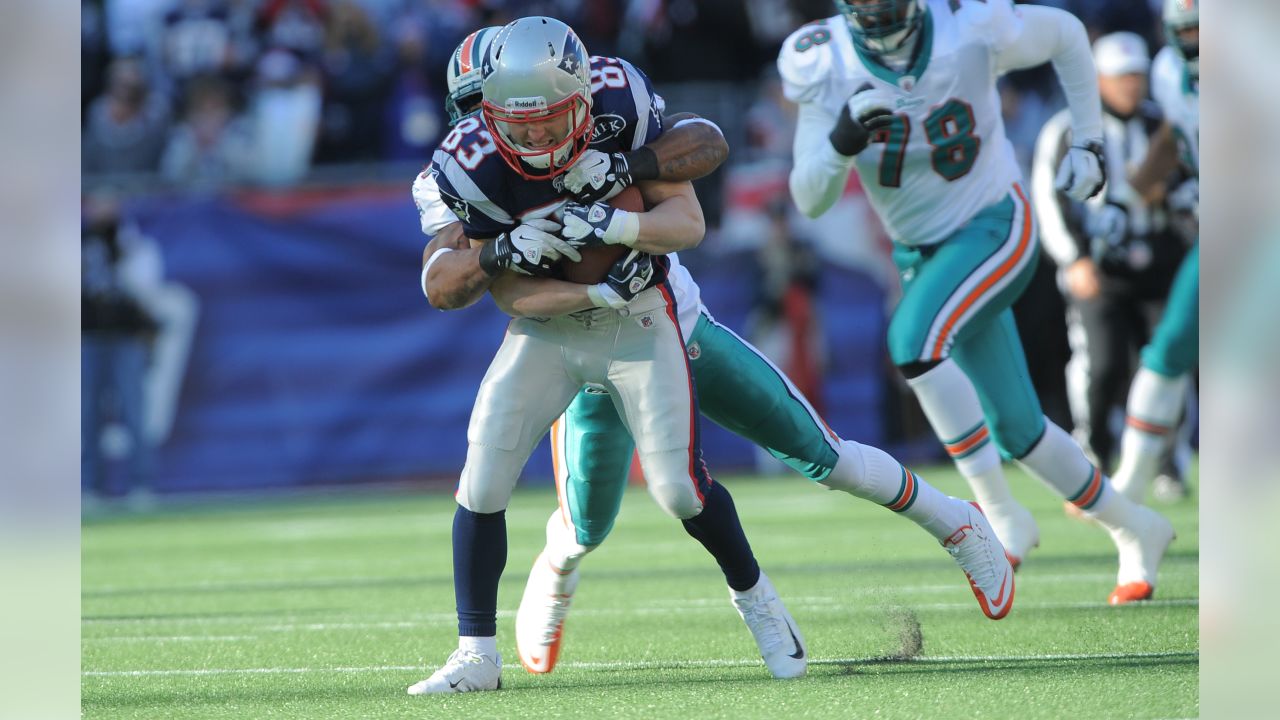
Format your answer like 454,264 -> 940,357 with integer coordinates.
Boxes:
81,0 -> 1165,186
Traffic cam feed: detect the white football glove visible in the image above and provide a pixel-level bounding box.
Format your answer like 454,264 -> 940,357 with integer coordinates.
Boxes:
1085,202 -> 1128,248
564,149 -> 632,204
1055,140 -> 1107,202
847,86 -> 898,126
559,201 -> 640,247
477,218 -> 576,276
829,84 -> 898,156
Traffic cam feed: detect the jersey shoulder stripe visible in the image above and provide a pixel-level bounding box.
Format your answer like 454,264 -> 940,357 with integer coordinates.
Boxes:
430,146 -> 513,239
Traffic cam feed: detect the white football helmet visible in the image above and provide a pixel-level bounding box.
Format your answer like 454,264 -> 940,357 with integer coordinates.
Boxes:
444,26 -> 500,126
480,17 -> 593,179
1163,0 -> 1199,81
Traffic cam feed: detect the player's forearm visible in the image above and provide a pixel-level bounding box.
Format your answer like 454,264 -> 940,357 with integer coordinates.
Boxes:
424,248 -> 495,310
488,273 -> 595,317
789,101 -> 856,219
634,115 -> 729,183
1000,6 -> 1102,141
629,182 -> 705,253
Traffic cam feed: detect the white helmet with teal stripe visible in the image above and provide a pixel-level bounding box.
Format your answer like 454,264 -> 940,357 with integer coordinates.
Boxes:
1163,0 -> 1199,81
835,0 -> 926,54
445,26 -> 500,126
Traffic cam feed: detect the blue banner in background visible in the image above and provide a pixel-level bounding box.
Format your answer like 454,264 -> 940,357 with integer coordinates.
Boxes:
127,188 -> 886,493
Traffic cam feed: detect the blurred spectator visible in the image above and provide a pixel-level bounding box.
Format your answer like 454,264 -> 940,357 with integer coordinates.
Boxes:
246,48 -> 323,185
83,0 -> 111,123
257,0 -> 330,59
316,0 -> 396,163
631,0 -> 774,228
748,199 -> 826,472
105,0 -> 173,57
82,195 -> 160,504
381,16 -> 445,162
160,74 -> 256,183
82,56 -> 172,174
158,0 -> 236,93
749,199 -> 826,411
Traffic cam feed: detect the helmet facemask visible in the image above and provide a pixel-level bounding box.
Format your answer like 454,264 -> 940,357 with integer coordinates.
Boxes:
837,0 -> 924,55
483,91 -> 592,178
480,17 -> 594,180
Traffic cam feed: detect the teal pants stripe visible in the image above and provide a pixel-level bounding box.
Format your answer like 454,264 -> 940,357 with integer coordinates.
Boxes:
1141,243 -> 1198,377
559,312 -> 841,546
888,187 -> 1037,364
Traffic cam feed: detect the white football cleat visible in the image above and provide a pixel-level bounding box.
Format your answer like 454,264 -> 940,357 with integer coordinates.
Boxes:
985,502 -> 1040,570
1107,504 -> 1175,605
730,572 -> 807,679
516,552 -> 579,674
406,649 -> 502,695
943,502 -> 1015,620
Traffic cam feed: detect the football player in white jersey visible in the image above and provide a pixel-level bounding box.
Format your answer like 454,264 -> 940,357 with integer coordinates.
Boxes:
779,0 -> 1174,604
1110,0 -> 1199,505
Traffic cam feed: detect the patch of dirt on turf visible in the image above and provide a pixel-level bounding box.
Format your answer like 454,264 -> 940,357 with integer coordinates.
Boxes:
878,605 -> 923,661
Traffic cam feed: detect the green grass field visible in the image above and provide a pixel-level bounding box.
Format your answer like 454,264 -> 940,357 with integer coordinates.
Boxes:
82,465 -> 1198,719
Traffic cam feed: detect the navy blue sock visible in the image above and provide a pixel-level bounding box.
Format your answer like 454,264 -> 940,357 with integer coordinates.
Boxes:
680,482 -> 761,592
453,505 -> 507,637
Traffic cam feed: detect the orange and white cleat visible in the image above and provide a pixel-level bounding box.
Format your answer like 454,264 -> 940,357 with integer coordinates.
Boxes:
1107,505 -> 1174,605
944,502 -> 1016,620
515,552 -> 579,674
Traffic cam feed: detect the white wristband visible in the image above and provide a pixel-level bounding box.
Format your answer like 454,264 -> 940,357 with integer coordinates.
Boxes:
422,247 -> 454,299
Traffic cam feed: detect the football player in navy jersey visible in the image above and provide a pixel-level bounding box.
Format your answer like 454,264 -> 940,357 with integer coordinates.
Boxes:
407,17 -> 809,695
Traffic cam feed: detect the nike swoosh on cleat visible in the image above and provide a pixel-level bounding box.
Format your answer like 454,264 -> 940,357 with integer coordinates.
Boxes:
990,572 -> 1009,607
448,679 -> 462,689
787,623 -> 805,660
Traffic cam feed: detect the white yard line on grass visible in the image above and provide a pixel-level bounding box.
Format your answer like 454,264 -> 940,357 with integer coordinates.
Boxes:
82,650 -> 1198,678
81,597 -> 1200,634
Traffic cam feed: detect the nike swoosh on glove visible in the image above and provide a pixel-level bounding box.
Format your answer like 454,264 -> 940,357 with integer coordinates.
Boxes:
478,218 -> 574,277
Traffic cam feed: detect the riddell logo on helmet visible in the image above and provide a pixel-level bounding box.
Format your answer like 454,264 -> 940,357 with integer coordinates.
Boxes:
506,97 -> 546,110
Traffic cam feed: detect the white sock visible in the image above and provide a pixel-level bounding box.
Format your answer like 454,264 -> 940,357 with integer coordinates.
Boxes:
542,511 -> 594,584
1111,368 -> 1188,501
1015,418 -> 1138,529
459,635 -> 498,657
823,440 -> 968,541
905,359 -> 1016,511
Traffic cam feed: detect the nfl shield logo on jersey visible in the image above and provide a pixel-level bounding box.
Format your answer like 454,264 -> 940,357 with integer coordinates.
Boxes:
638,314 -> 654,328
687,342 -> 701,360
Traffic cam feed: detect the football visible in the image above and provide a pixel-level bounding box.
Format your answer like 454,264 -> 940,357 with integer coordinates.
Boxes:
559,186 -> 643,284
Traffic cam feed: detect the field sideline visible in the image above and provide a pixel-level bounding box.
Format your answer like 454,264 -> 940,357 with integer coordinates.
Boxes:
82,464 -> 1198,719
